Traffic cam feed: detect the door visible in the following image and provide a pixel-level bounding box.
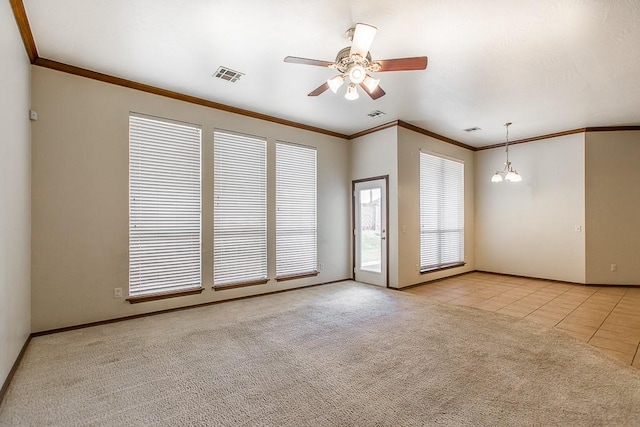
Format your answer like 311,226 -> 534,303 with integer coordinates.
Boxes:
354,178 -> 387,287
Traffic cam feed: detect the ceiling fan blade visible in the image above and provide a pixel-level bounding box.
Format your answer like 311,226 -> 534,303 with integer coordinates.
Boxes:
308,82 -> 330,96
284,56 -> 334,67
359,83 -> 386,100
349,23 -> 377,57
377,56 -> 428,72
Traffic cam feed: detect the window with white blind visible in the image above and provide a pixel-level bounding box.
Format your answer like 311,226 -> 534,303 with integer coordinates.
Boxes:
129,115 -> 202,297
275,142 -> 317,278
419,152 -> 464,272
213,130 -> 267,287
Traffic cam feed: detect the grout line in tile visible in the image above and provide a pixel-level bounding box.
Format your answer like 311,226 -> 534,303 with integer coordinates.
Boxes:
524,288 -> 577,326
548,286 -> 625,330
581,291 -> 628,344
490,282 -> 565,310
408,274 -> 638,367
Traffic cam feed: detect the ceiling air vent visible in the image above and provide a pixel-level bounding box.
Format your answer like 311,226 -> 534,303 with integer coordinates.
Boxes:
368,110 -> 386,118
213,66 -> 244,83
463,127 -> 482,132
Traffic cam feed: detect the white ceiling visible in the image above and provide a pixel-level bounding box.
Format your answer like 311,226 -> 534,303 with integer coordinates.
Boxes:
23,0 -> 640,147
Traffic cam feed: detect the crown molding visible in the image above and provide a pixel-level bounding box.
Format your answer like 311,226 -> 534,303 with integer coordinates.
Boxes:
348,121 -> 399,139
33,57 -> 348,140
397,120 -> 476,151
9,0 -> 37,63
585,126 -> 640,132
476,126 -> 640,151
348,120 -> 476,152
475,128 -> 587,150
11,1 -> 640,149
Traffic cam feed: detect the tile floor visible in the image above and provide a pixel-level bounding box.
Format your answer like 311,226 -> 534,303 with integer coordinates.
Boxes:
405,271 -> 640,368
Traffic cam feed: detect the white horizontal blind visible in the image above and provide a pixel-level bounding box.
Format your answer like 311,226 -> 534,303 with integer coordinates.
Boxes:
275,142 -> 317,277
419,152 -> 464,271
214,130 -> 267,285
129,115 -> 202,296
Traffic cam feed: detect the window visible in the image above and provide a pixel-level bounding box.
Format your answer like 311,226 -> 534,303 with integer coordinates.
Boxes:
419,152 -> 464,272
213,130 -> 267,287
129,115 -> 202,297
276,142 -> 317,279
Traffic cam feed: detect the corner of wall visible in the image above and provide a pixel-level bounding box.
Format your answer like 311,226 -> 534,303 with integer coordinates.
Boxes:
395,127 -> 476,288
1,0 -> 33,391
474,133 -> 586,283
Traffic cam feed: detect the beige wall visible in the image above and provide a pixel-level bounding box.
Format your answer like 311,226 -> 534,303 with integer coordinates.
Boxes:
396,127 -> 475,288
349,126 -> 476,289
475,133 -> 586,283
585,131 -> 640,285
26,55 -> 640,336
350,127 -> 399,286
0,1 -> 31,386
31,66 -> 350,332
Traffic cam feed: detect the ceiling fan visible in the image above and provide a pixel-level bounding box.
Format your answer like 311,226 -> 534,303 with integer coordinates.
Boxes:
284,23 -> 428,101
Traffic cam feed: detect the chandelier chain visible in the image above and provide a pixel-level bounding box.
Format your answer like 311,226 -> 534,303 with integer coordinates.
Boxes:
505,122 -> 511,163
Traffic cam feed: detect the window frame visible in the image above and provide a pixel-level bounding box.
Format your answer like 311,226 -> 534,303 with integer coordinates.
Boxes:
419,150 -> 465,274
213,129 -> 268,289
128,113 -> 203,301
275,141 -> 318,281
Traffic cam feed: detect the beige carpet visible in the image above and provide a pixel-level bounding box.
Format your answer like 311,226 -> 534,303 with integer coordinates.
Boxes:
1,282 -> 640,426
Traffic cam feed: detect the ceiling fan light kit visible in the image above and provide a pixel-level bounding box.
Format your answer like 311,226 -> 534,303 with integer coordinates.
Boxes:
327,75 -> 345,93
363,75 -> 380,92
491,122 -> 523,183
348,64 -> 366,83
284,23 -> 428,101
345,83 -> 359,100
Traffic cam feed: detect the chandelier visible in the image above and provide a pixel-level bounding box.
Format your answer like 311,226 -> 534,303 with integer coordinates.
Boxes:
491,122 -> 522,183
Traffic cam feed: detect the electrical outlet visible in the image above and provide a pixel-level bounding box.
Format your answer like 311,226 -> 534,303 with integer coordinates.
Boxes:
114,287 -> 123,298
574,225 -> 582,232
611,264 -> 617,273
320,263 -> 325,270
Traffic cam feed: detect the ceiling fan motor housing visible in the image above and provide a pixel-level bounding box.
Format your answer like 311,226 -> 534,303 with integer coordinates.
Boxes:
332,47 -> 380,75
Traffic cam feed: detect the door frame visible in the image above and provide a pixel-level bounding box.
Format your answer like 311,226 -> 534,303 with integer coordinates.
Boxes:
352,175 -> 389,288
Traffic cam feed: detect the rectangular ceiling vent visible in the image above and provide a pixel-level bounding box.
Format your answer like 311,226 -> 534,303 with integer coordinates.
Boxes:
367,110 -> 386,118
213,66 -> 244,83
463,127 -> 482,132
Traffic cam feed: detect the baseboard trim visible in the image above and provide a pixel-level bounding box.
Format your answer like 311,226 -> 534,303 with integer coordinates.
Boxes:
32,278 -> 352,337
391,270 -> 476,291
585,282 -> 640,288
0,335 -> 31,405
391,269 -> 640,292
474,270 -> 583,285
460,270 -> 640,287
